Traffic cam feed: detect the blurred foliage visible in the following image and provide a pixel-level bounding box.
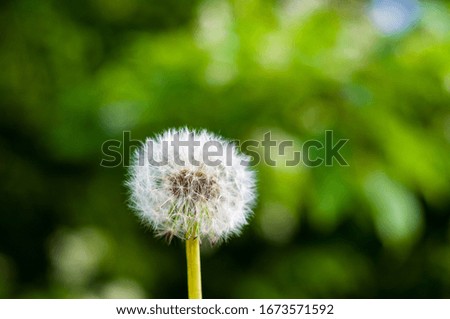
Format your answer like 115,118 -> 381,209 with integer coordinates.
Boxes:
0,0 -> 449,298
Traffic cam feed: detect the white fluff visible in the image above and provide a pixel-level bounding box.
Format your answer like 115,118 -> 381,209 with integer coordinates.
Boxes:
126,128 -> 256,244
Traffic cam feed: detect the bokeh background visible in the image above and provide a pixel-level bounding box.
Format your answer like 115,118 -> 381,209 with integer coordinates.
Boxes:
1,0 -> 449,298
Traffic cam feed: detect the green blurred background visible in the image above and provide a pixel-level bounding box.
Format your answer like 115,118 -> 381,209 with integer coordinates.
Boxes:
1,0 -> 449,298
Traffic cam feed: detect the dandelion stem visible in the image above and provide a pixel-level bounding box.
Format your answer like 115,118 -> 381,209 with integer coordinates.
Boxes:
186,237 -> 202,299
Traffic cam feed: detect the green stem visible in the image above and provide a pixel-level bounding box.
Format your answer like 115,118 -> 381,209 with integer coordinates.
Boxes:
186,237 -> 202,299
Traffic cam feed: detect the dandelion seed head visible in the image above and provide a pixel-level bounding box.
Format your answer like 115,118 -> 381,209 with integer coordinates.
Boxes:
126,128 -> 256,244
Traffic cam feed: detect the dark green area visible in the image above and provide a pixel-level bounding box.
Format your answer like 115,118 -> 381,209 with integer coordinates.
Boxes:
0,0 -> 449,298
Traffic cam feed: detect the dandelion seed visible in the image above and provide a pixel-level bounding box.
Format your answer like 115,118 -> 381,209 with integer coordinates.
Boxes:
127,128 -> 256,245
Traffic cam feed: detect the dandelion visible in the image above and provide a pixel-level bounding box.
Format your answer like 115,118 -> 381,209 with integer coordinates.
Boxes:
126,128 -> 256,298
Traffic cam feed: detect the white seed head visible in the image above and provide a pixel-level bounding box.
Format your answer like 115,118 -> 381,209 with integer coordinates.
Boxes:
126,128 -> 256,244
